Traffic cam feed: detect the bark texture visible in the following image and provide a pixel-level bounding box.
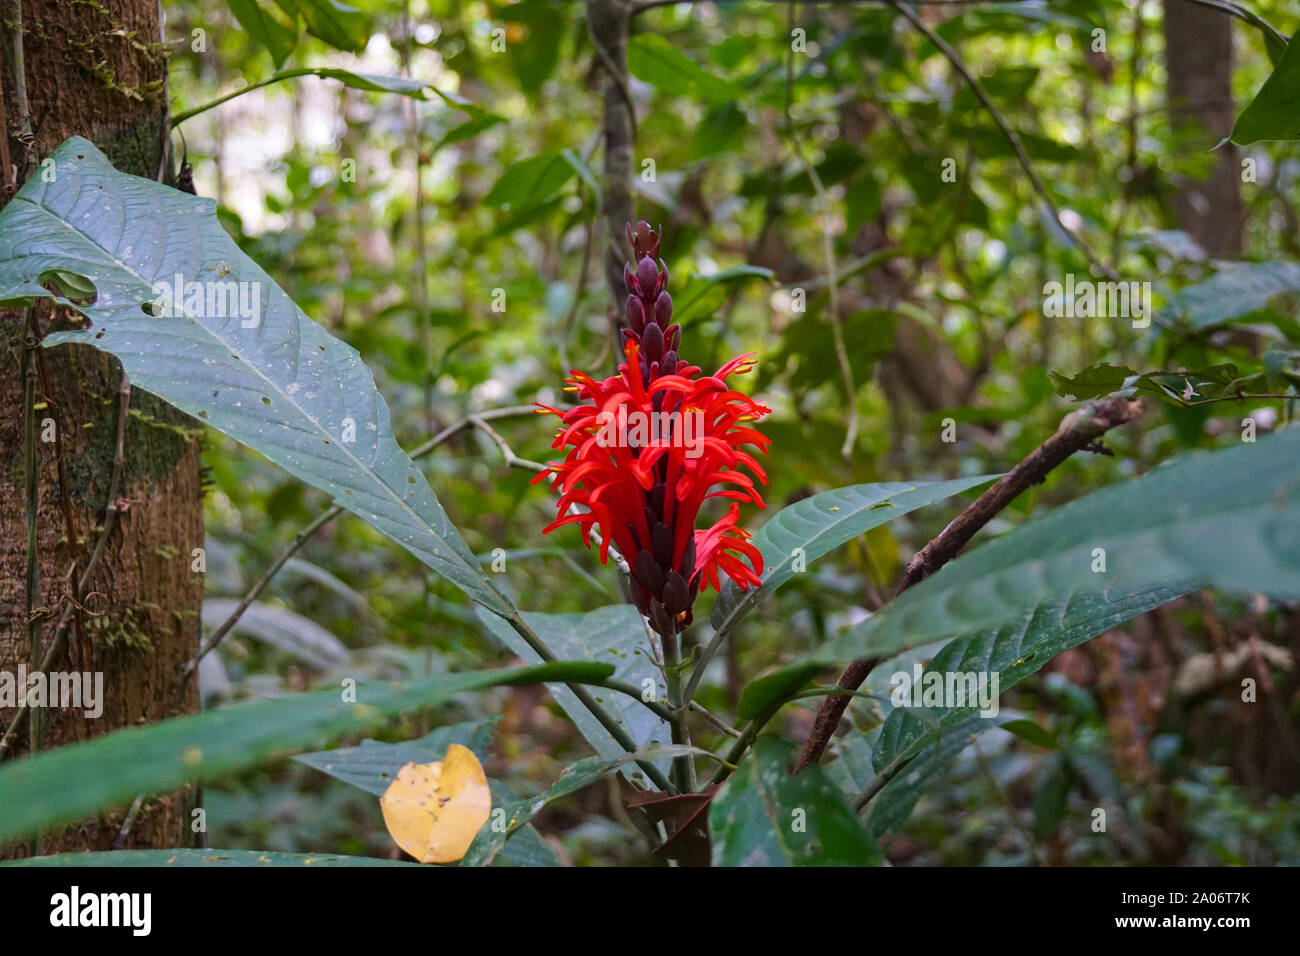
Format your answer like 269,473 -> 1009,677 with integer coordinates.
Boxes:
0,0 -> 202,856
1162,0 -> 1245,255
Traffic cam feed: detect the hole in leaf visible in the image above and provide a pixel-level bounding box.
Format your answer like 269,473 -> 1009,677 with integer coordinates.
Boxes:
39,269 -> 98,306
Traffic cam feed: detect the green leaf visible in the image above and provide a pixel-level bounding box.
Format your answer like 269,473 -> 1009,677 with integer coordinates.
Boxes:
1162,262 -> 1300,331
461,744 -> 705,867
477,605 -> 669,771
483,151 -> 576,210
1049,363 -> 1137,400
435,113 -> 506,152
710,737 -> 882,866
560,148 -> 600,197
4,849 -> 418,867
228,0 -> 299,68
871,583 -> 1188,778
999,719 -> 1061,751
172,69 -> 443,125
294,719 -> 500,796
275,0 -> 368,54
1232,31 -> 1300,144
0,661 -> 613,843
499,1 -> 565,93
688,101 -> 748,160
38,268 -> 97,303
0,138 -> 513,617
864,716 -> 997,839
845,175 -> 882,234
737,663 -> 827,721
710,477 -> 1000,640
626,34 -> 742,103
755,427 -> 1300,707
695,265 -> 775,284
273,68 -> 431,97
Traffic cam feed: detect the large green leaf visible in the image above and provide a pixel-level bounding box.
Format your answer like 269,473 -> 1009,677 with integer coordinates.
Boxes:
0,138 -> 512,617
627,34 -> 742,103
709,477 -> 1000,637
1161,262 -> 1300,331
750,427 -> 1300,706
275,0 -> 368,53
0,661 -> 611,842
228,0 -> 299,68
863,716 -> 999,840
1232,31 -> 1300,144
710,737 -> 881,866
869,582 -> 1192,776
4,849 -> 417,867
483,151 -> 576,210
461,744 -> 705,867
478,605 -> 669,773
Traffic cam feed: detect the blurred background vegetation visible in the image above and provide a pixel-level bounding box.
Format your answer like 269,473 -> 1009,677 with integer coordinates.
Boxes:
166,0 -> 1299,865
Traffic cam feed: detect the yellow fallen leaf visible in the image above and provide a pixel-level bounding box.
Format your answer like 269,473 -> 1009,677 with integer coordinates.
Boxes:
379,743 -> 492,864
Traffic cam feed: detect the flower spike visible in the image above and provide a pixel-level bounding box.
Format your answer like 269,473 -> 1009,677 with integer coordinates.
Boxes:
537,221 -> 770,637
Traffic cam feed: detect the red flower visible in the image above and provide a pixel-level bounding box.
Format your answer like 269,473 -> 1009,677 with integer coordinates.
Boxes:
536,223 -> 770,637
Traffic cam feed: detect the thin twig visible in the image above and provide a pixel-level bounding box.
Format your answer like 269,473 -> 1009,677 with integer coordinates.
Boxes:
2,0 -> 36,180
689,699 -> 742,738
793,396 -> 1145,773
468,414 -> 548,473
782,5 -> 857,460
111,794 -> 146,850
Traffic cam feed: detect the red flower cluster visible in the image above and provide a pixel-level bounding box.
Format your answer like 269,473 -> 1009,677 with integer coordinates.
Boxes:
536,222 -> 770,637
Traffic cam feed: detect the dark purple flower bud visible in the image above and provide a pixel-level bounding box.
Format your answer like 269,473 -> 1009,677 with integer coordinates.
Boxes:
652,521 -> 674,568
654,290 -> 672,326
661,351 -> 677,375
665,325 -> 681,352
642,321 -> 665,361
649,597 -> 676,638
633,549 -> 666,594
680,538 -> 697,582
658,262 -> 669,292
626,295 -> 645,333
662,571 -> 690,615
632,220 -> 660,260
636,256 -> 659,295
624,262 -> 636,294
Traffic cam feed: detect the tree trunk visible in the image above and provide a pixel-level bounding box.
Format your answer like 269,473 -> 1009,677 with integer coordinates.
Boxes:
0,0 -> 203,856
1162,0 -> 1245,255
